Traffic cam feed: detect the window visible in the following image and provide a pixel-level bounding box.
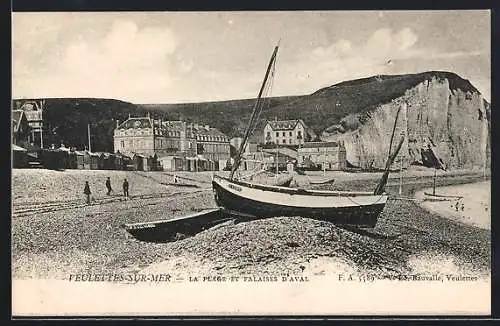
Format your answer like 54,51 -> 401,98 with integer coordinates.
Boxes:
289,131 -> 292,137
297,131 -> 302,139
289,139 -> 291,144
120,140 -> 125,148
276,132 -> 279,137
282,139 -> 286,144
282,132 -> 285,137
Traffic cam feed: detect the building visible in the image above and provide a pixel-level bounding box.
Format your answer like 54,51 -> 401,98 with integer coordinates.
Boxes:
193,124 -> 231,163
114,115 -> 197,157
15,100 -> 45,148
297,141 -> 347,171
263,119 -> 308,146
159,155 -> 185,172
230,137 -> 257,155
113,115 -> 230,171
12,110 -> 30,146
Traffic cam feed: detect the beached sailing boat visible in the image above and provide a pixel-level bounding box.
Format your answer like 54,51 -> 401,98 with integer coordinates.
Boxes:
212,43 -> 405,228
123,43 -> 405,242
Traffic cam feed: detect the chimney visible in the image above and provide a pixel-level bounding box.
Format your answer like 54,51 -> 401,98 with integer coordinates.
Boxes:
128,113 -> 131,119
116,120 -> 119,128
204,124 -> 210,131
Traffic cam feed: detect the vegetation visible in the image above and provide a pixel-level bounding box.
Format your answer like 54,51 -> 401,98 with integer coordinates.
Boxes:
12,71 -> 484,152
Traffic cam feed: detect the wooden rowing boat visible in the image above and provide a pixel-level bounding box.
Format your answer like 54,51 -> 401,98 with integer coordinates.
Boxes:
423,192 -> 463,202
309,177 -> 335,185
123,208 -> 255,242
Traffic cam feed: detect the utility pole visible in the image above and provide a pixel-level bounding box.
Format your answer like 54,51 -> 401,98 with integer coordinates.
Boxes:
432,167 -> 437,195
40,99 -> 44,148
399,155 -> 403,195
323,147 -> 327,175
275,142 -> 279,175
195,134 -> 198,173
87,124 -> 92,152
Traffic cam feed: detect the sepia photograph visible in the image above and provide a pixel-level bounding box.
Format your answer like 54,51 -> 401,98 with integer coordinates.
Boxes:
11,10 -> 491,316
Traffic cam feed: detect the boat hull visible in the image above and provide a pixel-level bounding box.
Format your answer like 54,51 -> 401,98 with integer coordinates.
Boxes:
212,176 -> 386,228
123,208 -> 234,242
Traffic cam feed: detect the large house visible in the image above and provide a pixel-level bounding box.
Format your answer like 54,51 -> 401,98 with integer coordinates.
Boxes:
14,99 -> 45,148
263,119 -> 308,146
113,115 -> 231,169
114,115 -> 196,157
297,141 -> 347,170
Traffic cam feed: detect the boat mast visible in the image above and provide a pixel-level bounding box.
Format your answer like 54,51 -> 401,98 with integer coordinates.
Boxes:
398,155 -> 403,195
230,44 -> 279,180
374,103 -> 405,195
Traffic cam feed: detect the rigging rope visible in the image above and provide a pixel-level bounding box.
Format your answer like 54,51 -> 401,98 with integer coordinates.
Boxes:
346,194 -> 387,207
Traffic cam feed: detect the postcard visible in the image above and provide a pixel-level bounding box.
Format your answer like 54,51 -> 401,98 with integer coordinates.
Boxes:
11,10 -> 491,316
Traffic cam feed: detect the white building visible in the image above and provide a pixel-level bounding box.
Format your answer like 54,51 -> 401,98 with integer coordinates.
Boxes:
263,119 -> 308,146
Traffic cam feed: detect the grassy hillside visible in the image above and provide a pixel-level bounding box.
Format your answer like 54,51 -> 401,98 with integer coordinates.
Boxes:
12,71 -> 484,151
12,98 -> 149,152
267,71 -> 481,136
138,96 -> 300,140
142,71 -> 482,138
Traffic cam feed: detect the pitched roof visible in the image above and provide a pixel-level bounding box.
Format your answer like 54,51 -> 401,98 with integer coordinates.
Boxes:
194,125 -> 227,138
117,117 -> 153,129
266,119 -> 306,131
12,144 -> 27,151
161,120 -> 186,131
300,141 -> 340,149
12,110 -> 25,132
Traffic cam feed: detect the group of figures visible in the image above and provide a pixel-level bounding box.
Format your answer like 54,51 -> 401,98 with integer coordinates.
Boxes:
83,177 -> 129,205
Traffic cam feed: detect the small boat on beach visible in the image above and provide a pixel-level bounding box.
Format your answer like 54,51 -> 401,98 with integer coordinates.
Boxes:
123,208 -> 255,242
423,192 -> 463,202
308,177 -> 336,185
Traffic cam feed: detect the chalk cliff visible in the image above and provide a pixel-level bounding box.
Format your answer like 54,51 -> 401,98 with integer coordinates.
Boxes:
322,76 -> 490,170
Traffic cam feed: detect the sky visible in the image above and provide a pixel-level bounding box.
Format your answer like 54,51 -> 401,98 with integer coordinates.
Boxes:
12,10 -> 491,103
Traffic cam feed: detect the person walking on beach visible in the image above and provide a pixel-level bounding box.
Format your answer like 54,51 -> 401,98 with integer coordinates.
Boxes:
84,181 -> 91,205
123,178 -> 129,198
105,177 -> 113,196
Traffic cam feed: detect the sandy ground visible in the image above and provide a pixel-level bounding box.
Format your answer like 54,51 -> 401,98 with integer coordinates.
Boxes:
415,181 -> 490,230
11,167 -> 491,315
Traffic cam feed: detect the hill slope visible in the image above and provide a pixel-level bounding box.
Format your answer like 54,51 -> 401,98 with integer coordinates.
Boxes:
142,71 -> 484,140
12,71 -> 489,170
12,98 -> 149,152
138,96 -> 300,140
